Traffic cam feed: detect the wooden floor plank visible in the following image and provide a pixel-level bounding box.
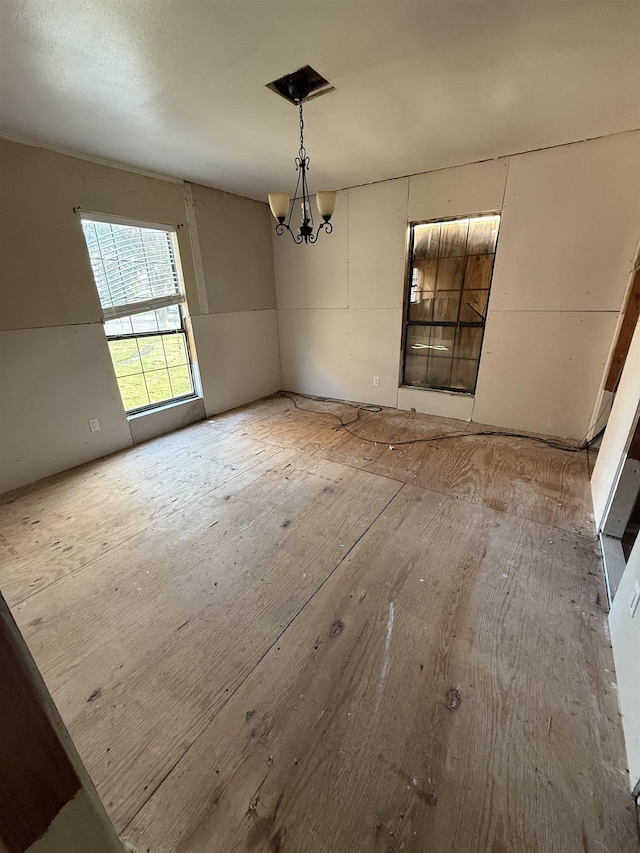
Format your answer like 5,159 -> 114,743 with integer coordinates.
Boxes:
206,393 -> 292,433
0,426 -> 281,605
231,396 -> 594,536
12,450 -> 400,830
125,486 -> 635,853
1,398 -> 633,852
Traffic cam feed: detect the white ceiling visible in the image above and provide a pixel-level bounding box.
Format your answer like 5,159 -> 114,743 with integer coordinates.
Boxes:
1,1 -> 638,202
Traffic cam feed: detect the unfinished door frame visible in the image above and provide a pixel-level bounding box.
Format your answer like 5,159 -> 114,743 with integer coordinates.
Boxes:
599,408 -> 640,602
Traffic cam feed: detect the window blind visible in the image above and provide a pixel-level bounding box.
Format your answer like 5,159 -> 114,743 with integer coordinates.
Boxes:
81,219 -> 184,321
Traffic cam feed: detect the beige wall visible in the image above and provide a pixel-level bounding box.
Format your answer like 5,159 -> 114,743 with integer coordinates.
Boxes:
0,141 -> 280,493
273,130 -> 640,438
189,183 -> 276,314
0,140 -> 200,331
185,182 -> 280,418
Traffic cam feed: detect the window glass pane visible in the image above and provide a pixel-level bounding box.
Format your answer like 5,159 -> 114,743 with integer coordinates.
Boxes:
81,220 -> 181,314
455,327 -> 483,360
404,327 -> 430,385
450,358 -> 478,392
163,334 -> 189,367
169,365 -> 194,397
428,325 -> 456,357
439,219 -> 468,257
409,293 -> 434,323
104,316 -> 133,336
435,257 -> 465,291
409,259 -> 436,321
467,216 -> 499,255
138,337 -> 167,371
464,255 -> 494,290
459,290 -> 489,323
145,369 -> 173,405
425,356 -> 452,388
432,291 -> 460,323
125,306 -> 182,334
131,310 -> 160,334
413,223 -> 441,259
117,374 -> 150,410
109,339 -> 142,377
155,304 -> 182,331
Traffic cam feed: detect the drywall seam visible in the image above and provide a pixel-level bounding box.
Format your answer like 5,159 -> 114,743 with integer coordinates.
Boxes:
347,190 -> 351,309
330,128 -> 640,196
500,156 -> 511,211
273,298 -> 284,391
183,182 -> 209,315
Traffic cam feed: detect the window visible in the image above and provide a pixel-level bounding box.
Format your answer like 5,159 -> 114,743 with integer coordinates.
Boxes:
81,215 -> 197,414
402,214 -> 500,394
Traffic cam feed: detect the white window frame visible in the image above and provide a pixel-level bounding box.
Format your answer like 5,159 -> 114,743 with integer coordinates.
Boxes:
80,211 -> 199,415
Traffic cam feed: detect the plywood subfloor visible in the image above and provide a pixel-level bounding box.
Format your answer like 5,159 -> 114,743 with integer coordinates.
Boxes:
1,395 -> 637,852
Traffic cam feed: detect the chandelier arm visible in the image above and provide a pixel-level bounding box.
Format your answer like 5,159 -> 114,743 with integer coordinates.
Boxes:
306,221 -> 330,244
286,159 -> 304,230
301,158 -> 313,227
275,221 -> 304,244
273,98 -> 333,245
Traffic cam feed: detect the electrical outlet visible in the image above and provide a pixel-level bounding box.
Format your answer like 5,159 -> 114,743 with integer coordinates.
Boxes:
88,418 -> 101,433
373,376 -> 380,386
629,580 -> 640,617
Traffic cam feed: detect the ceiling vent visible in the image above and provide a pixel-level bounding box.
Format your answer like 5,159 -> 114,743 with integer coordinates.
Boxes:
266,65 -> 335,105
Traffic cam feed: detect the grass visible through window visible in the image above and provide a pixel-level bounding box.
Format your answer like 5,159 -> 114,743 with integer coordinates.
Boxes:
109,333 -> 193,411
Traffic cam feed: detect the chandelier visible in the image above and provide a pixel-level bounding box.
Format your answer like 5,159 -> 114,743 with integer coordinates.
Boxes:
268,79 -> 336,245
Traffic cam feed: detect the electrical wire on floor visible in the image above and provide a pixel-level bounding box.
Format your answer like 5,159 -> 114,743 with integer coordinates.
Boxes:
276,390 -> 607,455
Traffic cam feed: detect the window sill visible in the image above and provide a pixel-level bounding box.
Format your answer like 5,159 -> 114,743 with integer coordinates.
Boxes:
399,384 -> 474,398
127,396 -> 206,445
127,396 -> 200,421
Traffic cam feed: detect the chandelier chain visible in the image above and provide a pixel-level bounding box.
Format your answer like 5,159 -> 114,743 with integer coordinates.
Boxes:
270,94 -> 333,244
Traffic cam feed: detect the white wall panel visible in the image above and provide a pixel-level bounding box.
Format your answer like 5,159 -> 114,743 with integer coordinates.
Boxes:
472,310 -> 619,438
0,324 -> 132,493
191,310 -> 281,416
274,137 -> 637,438
609,537 -> 640,790
397,386 -> 474,421
491,132 -> 640,312
408,158 -> 508,223
272,191 -> 349,310
278,309 -> 401,408
128,397 -> 206,445
348,179 -> 408,309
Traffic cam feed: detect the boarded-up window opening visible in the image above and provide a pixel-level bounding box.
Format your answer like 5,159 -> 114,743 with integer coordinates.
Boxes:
402,214 -> 500,394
